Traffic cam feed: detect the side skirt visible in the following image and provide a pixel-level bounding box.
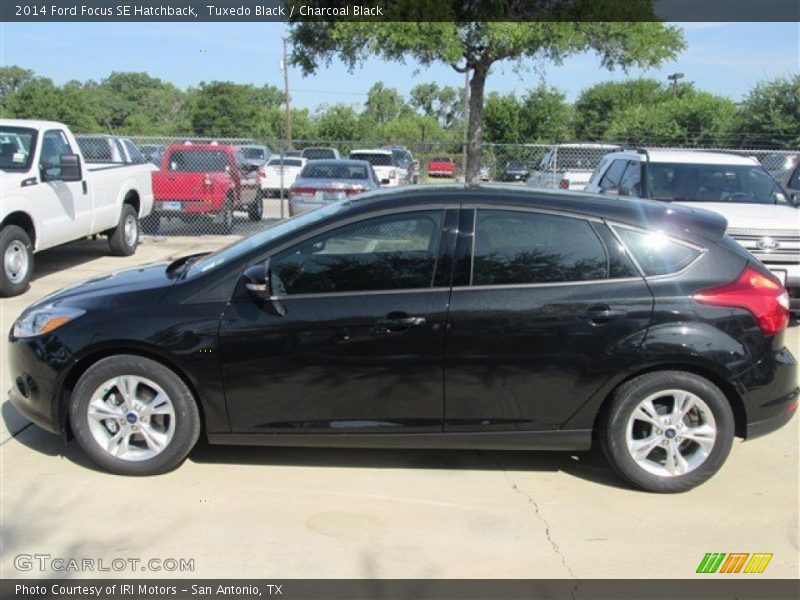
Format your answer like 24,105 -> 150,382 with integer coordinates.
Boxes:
206,429 -> 592,451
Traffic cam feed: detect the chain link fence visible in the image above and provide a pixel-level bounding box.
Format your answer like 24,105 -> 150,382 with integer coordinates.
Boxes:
93,134 -> 799,237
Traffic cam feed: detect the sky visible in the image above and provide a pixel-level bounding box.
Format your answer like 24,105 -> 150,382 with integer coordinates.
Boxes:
1,22 -> 798,110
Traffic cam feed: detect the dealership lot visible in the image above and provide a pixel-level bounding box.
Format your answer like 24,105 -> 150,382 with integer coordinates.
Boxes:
1,234 -> 798,579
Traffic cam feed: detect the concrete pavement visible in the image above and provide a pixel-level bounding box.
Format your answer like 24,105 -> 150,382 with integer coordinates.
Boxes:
1,233 -> 798,580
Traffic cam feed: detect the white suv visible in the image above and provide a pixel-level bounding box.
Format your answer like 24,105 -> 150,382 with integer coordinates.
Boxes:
585,149 -> 800,314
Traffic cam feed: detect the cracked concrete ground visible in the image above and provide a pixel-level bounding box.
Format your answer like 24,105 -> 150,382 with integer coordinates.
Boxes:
1,235 -> 798,579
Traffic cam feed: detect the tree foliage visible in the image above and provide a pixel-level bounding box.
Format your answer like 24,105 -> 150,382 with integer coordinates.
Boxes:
735,75 -> 800,149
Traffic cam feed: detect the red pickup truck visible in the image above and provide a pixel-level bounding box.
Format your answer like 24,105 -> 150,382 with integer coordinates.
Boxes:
146,143 -> 261,233
427,156 -> 456,178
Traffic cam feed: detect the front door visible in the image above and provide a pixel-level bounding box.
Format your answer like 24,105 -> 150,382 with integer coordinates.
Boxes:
219,208 -> 454,433
444,207 -> 653,431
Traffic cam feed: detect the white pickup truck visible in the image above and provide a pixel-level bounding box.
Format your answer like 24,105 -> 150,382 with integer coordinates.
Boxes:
526,143 -> 621,190
0,119 -> 156,296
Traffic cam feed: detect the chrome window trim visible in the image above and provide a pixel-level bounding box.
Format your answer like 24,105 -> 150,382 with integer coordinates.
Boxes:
451,277 -> 643,293
270,286 -> 452,301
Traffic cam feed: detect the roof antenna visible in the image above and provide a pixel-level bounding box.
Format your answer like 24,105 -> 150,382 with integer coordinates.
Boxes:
105,120 -> 114,135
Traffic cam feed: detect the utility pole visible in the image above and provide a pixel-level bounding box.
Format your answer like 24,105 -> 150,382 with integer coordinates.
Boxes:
282,36 -> 292,150
462,69 -> 469,182
667,72 -> 684,97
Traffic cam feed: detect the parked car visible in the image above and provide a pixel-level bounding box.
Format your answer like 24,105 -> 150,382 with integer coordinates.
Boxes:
502,160 -> 530,182
427,156 -> 456,178
301,147 -> 341,161
479,165 -> 491,181
149,142 -> 261,233
527,143 -> 621,190
385,146 -> 420,184
585,149 -> 800,315
75,134 -> 151,167
235,145 -> 271,169
349,149 -> 402,187
8,185 -> 796,492
139,144 -> 166,166
288,159 -> 379,216
777,156 -> 800,201
284,150 -> 303,158
258,156 -> 307,197
0,119 -> 155,296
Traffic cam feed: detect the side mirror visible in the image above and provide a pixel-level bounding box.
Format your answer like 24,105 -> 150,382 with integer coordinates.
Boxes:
243,263 -> 270,299
43,153 -> 82,182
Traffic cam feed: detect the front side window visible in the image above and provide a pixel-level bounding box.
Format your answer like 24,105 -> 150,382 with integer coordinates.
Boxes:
471,210 -> 607,286
789,167 -> 800,190
618,162 -> 642,196
615,227 -> 701,276
40,130 -> 74,178
270,210 -> 444,295
599,159 -> 629,191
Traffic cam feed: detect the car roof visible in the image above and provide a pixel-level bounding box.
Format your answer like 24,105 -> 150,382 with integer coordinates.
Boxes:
350,149 -> 392,155
302,159 -> 369,167
0,118 -> 66,130
166,142 -> 234,151
345,183 -> 728,243
608,149 -> 759,166
550,142 -> 621,149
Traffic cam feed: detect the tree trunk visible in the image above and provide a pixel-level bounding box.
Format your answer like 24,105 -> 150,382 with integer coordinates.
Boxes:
465,64 -> 488,184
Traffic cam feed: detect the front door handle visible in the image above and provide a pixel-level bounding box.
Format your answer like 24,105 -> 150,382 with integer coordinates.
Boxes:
375,312 -> 427,333
585,305 -> 627,324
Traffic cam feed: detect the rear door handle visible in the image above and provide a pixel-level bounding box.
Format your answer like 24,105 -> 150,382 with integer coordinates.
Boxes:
585,305 -> 627,324
375,312 -> 427,333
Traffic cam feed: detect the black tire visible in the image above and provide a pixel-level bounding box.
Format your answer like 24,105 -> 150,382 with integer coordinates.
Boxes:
599,371 -> 734,493
218,195 -> 234,234
69,355 -> 201,476
0,225 -> 34,297
140,214 -> 161,234
108,204 -> 139,256
248,193 -> 264,222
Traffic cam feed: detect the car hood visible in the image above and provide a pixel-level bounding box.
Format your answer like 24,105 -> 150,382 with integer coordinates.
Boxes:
28,261 -> 176,311
674,201 -> 799,231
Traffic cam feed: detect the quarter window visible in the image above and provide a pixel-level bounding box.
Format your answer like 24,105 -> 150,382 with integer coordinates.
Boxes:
615,228 -> 701,276
270,211 -> 444,295
471,210 -> 607,285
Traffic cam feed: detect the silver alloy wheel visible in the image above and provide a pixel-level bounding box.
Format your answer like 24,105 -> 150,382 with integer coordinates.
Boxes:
4,240 -> 29,284
625,389 -> 717,477
123,214 -> 138,248
86,375 -> 176,461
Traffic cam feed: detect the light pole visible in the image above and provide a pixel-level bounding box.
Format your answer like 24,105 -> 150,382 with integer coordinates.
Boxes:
667,72 -> 684,96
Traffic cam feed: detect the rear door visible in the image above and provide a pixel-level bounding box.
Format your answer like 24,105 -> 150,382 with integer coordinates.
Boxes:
444,205 -> 653,431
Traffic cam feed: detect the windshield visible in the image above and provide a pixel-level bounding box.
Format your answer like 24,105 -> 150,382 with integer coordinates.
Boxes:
351,152 -> 392,166
301,162 -> 369,180
268,158 -> 303,167
507,161 -> 527,170
167,149 -> 229,172
303,148 -> 337,160
0,126 -> 37,171
647,163 -> 787,205
431,157 -> 451,163
241,147 -> 266,160
188,202 -> 346,276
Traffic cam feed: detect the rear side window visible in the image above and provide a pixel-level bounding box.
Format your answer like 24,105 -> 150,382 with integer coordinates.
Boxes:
615,228 -> 701,276
472,210 -> 607,285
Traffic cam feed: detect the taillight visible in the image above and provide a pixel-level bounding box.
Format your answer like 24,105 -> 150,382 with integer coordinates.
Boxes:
203,175 -> 213,189
559,178 -> 570,189
291,187 -> 316,198
693,266 -> 790,335
345,187 -> 366,196
258,168 -> 265,178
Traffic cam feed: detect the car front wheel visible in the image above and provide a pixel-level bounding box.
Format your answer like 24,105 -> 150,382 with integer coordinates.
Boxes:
69,355 -> 201,476
600,371 -> 734,493
0,225 -> 34,297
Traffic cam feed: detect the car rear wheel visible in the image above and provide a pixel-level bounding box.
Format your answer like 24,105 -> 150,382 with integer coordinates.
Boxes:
600,371 -> 734,493
0,225 -> 34,297
248,194 -> 264,222
108,204 -> 139,256
218,195 -> 234,234
69,355 -> 201,476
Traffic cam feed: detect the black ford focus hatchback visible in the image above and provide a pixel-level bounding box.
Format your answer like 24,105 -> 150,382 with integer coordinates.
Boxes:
8,185 -> 797,492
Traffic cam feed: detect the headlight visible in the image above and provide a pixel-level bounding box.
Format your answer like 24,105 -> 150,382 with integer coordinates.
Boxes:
13,306 -> 85,338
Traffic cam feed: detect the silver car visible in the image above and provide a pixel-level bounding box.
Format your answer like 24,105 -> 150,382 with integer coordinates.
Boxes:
289,159 -> 380,216
236,145 -> 271,168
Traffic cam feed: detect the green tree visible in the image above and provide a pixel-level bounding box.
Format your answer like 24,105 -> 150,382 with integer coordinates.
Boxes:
519,85 -> 574,142
574,78 -> 666,139
483,92 -> 524,144
95,72 -> 187,134
0,66 -> 35,108
363,82 -> 411,125
290,15 -> 685,181
409,82 -> 462,129
316,103 -> 365,141
735,75 -> 800,149
3,77 -> 98,131
190,81 -> 261,137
